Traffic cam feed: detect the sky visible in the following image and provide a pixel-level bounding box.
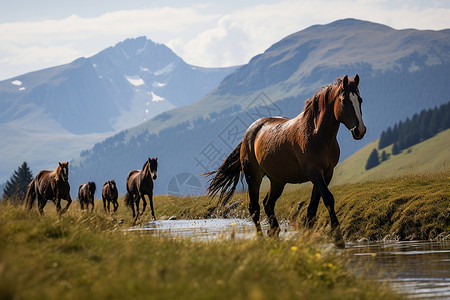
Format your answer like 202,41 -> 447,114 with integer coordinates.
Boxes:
1,0 -> 450,81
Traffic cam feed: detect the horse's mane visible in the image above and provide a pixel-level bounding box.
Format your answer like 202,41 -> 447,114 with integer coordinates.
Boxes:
53,163 -> 63,181
302,78 -> 343,127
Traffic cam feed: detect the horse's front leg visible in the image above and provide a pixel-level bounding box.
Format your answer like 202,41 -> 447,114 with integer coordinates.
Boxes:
311,171 -> 344,248
113,199 -> 118,212
55,196 -> 62,216
148,192 -> 156,221
90,197 -> 94,213
61,194 -> 72,214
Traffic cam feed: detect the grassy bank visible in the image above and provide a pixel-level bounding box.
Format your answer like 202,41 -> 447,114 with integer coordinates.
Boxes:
151,171 -> 450,241
0,203 -> 403,300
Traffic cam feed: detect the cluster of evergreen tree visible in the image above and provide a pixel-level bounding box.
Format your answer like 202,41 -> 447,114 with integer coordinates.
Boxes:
2,162 -> 33,204
366,101 -> 449,170
378,101 -> 450,152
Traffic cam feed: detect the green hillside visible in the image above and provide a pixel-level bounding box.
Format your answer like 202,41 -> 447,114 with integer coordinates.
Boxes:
332,128 -> 450,186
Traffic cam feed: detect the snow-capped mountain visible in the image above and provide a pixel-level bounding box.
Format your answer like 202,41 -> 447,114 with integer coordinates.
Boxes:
0,37 -> 237,183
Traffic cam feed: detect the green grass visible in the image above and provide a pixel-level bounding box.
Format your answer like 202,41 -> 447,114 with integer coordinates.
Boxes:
2,168 -> 448,299
0,202 -> 403,300
333,128 -> 450,185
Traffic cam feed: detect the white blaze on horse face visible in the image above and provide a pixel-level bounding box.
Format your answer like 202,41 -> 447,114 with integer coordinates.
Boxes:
349,92 -> 365,134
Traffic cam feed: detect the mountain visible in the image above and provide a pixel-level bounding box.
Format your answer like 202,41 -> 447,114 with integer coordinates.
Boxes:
0,37 -> 237,183
70,19 -> 450,198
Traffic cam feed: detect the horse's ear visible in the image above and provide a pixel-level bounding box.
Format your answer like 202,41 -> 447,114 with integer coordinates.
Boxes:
343,75 -> 348,89
354,74 -> 360,86
59,162 -> 62,167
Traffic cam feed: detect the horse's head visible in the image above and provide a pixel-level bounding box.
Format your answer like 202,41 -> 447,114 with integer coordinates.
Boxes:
58,162 -> 69,181
334,74 -> 366,140
148,157 -> 158,180
110,180 -> 116,190
88,181 -> 96,197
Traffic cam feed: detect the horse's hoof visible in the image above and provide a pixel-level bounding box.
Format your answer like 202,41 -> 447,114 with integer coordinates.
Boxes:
267,227 -> 281,237
334,238 -> 346,249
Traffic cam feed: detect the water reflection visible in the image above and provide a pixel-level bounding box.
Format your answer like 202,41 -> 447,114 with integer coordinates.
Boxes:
344,240 -> 450,299
129,219 -> 450,299
128,218 -> 293,240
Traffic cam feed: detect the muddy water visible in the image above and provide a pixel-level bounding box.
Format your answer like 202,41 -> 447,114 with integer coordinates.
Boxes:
129,219 -> 450,299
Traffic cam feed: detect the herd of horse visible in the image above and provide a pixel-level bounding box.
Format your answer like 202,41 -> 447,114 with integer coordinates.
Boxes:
24,158 -> 158,224
23,75 -> 365,247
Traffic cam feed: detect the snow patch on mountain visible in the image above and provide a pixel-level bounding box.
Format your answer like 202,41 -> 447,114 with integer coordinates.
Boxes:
155,62 -> 174,76
125,75 -> 145,86
11,80 -> 22,86
151,91 -> 164,102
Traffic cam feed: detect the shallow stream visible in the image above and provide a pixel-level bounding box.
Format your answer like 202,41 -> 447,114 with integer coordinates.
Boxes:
129,218 -> 450,299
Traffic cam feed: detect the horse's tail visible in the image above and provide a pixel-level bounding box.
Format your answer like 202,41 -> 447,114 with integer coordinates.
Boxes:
205,141 -> 242,207
124,192 -> 133,207
24,178 -> 36,210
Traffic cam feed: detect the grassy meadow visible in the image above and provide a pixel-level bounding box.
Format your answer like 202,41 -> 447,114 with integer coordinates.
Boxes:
1,169 -> 449,299
1,201 -> 404,300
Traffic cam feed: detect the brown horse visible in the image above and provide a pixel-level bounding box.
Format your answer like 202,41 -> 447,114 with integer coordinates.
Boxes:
24,162 -> 72,216
124,158 -> 158,222
206,75 -> 366,248
78,181 -> 96,212
102,180 -> 119,213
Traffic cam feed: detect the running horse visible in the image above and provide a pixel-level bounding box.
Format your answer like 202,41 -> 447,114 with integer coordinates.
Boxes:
124,158 -> 158,223
24,162 -> 73,216
78,181 -> 96,212
102,180 -> 119,213
206,75 -> 366,248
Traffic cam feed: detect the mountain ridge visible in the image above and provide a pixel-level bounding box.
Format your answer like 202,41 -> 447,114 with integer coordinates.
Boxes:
69,19 -> 450,197
0,36 -> 237,183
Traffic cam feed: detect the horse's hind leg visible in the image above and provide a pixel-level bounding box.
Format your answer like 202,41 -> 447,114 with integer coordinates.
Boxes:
244,164 -> 264,235
140,192 -> 147,215
263,180 -> 284,237
102,197 -> 108,213
304,186 -> 321,228
37,195 -> 46,216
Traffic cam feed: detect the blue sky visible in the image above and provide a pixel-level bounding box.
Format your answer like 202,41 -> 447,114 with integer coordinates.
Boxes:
1,0 -> 450,80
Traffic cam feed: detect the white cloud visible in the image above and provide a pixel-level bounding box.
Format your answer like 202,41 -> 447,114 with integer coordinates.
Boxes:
0,1 -> 449,80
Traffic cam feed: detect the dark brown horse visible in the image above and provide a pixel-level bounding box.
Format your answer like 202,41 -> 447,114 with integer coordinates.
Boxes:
24,162 -> 72,216
102,180 -> 118,213
206,75 -> 366,248
78,181 -> 96,212
124,158 -> 158,222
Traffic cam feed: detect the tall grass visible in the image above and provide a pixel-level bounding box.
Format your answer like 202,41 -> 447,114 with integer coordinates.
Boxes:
0,201 -> 404,300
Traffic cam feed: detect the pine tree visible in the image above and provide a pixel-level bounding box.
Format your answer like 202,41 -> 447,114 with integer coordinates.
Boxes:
365,149 -> 380,170
2,162 -> 33,204
392,142 -> 400,155
380,150 -> 388,162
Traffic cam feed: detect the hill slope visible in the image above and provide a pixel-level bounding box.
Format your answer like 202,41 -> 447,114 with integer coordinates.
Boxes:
70,19 -> 450,197
333,129 -> 450,186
